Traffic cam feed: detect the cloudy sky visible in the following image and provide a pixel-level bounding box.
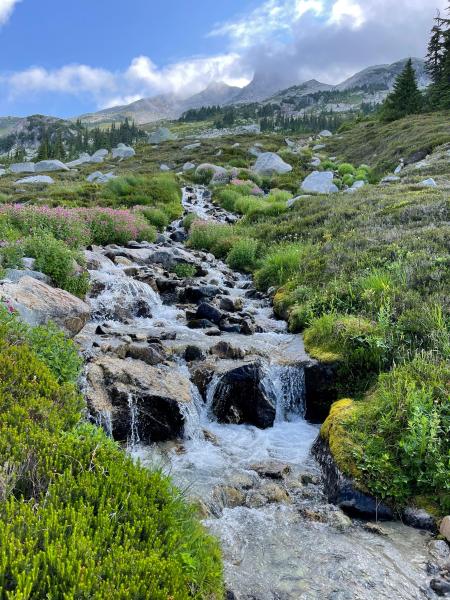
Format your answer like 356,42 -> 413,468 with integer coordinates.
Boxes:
0,0 -> 444,117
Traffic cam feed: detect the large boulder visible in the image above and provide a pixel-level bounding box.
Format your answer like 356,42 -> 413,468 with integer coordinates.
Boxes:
112,144 -> 135,159
252,152 -> 292,176
312,434 -> 393,520
10,162 -> 35,174
87,171 -> 116,184
90,149 -> 109,163
195,163 -> 229,185
66,152 -> 92,168
15,175 -> 54,185
0,276 -> 90,336
301,171 -> 338,194
211,363 -> 276,428
35,160 -> 69,172
148,127 -> 175,143
319,130 -> 333,137
86,357 -> 192,443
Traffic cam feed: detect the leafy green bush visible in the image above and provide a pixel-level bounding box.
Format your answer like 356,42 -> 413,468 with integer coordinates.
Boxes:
227,238 -> 259,271
267,189 -> 292,203
188,222 -> 232,253
172,262 -> 197,278
105,174 -> 181,208
216,188 -> 241,211
346,356 -> 450,510
342,174 -> 354,187
192,168 -> 214,185
0,242 -> 24,269
23,234 -> 90,297
141,207 -> 170,231
254,244 -> 301,290
304,313 -> 391,394
338,163 -> 356,176
0,334 -> 224,598
182,212 -> 199,231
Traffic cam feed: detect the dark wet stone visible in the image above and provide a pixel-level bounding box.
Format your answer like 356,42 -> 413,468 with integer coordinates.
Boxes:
188,319 -> 216,329
211,363 -> 276,428
196,302 -> 223,325
126,343 -> 166,365
183,285 -> 221,303
403,507 -> 436,532
184,345 -> 206,362
430,579 -> 450,596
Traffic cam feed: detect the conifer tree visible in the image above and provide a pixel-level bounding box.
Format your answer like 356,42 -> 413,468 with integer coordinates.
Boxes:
380,59 -> 423,121
426,4 -> 450,109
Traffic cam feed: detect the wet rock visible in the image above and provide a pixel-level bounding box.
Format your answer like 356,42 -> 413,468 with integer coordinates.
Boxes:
402,507 -> 436,531
205,328 -> 221,336
210,341 -> 245,360
187,318 -> 215,329
249,460 -> 291,480
219,296 -> 243,312
363,522 -> 389,536
304,361 -> 338,423
0,276 -> 90,336
429,540 -> 450,564
184,345 -> 206,362
183,285 -> 221,302
259,482 -> 291,504
125,342 -> 166,365
212,364 -> 276,428
430,579 -> 450,596
203,429 -> 219,444
191,364 -> 215,399
196,302 -> 223,325
170,230 -> 187,242
312,436 -> 394,520
245,491 -> 268,508
212,485 -> 246,508
86,357 -> 191,443
440,516 -> 450,542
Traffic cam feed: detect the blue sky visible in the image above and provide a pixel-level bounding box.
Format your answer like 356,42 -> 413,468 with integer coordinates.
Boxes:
0,0 -> 444,118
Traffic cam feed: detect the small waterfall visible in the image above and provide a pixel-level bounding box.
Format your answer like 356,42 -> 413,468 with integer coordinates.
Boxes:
180,384 -> 206,441
260,364 -> 306,422
205,373 -> 227,416
89,269 -> 161,322
95,409 -> 113,438
127,393 -> 140,449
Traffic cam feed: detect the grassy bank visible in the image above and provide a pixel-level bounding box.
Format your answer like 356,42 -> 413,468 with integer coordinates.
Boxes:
186,113 -> 450,514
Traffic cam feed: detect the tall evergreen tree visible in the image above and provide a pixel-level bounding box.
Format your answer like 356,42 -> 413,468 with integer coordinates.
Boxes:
426,4 -> 450,109
380,59 -> 423,121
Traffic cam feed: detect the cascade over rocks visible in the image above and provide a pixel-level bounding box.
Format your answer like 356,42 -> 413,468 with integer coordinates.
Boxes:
211,363 -> 276,428
86,356 -> 192,442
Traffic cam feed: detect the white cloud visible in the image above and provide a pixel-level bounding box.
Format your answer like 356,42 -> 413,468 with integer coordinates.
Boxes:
328,0 -> 364,28
0,0 -> 21,25
209,0 -> 323,48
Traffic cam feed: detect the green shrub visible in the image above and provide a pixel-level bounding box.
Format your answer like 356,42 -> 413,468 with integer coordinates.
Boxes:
188,222 -> 232,252
267,189 -> 292,203
304,313 -> 390,394
338,163 -> 356,176
0,336 -> 223,598
346,356 -> 450,510
23,234 -> 90,297
227,238 -> 259,271
141,207 -> 170,231
182,212 -> 198,231
321,160 -> 336,170
172,262 -> 197,278
105,174 -> 181,208
342,174 -> 354,187
254,244 -> 301,290
192,168 -> 214,185
0,242 -> 24,269
216,188 -> 240,211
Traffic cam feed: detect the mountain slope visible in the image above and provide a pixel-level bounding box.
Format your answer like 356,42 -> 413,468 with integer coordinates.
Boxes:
336,58 -> 430,91
182,81 -> 241,110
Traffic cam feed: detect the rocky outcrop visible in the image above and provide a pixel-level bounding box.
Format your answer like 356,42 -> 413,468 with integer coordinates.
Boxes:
35,159 -> 69,172
15,175 -> 54,185
0,276 -> 90,336
148,127 -> 176,143
301,171 -> 338,194
10,162 -> 35,173
112,144 -> 135,159
252,152 -> 292,176
304,361 -> 338,422
87,171 -> 116,183
211,363 -> 276,428
312,435 -> 394,520
86,356 -> 192,443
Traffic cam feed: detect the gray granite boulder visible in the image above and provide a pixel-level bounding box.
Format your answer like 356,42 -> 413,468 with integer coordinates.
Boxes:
252,152 -> 292,176
15,175 -> 54,185
10,162 -> 35,174
301,171 -> 338,194
35,159 -> 69,172
112,144 -> 135,159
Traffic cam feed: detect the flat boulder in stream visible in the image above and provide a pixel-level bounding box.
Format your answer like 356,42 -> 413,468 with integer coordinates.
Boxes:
86,356 -> 192,442
211,363 -> 276,428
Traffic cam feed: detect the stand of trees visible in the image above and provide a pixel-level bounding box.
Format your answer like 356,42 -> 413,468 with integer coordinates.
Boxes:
260,112 -> 346,134
36,119 -> 146,161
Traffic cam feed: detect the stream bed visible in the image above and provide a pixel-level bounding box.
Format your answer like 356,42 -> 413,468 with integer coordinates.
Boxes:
81,187 -> 441,600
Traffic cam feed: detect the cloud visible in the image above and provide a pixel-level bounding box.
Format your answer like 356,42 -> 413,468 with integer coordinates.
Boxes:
0,0 -> 21,25
209,0 -> 323,48
2,53 -> 252,110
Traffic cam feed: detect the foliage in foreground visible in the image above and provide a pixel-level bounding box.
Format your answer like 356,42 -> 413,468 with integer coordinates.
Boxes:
0,308 -> 224,599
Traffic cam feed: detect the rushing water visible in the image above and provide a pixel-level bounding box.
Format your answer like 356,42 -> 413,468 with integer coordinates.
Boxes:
87,186 -> 437,600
